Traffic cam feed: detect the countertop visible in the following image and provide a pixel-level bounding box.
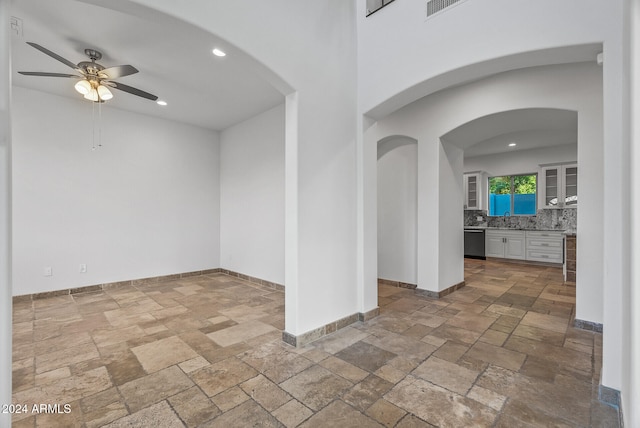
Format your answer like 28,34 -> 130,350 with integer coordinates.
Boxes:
464,226 -> 568,232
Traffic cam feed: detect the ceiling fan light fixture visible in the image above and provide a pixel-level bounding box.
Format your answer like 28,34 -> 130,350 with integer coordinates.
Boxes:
84,88 -> 99,102
74,79 -> 92,95
157,100 -> 167,106
97,85 -> 113,101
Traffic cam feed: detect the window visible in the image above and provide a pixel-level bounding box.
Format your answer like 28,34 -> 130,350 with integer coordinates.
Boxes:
488,174 -> 537,216
366,0 -> 395,16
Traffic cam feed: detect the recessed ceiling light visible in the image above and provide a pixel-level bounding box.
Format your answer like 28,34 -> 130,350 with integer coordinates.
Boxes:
212,48 -> 226,57
508,143 -> 517,147
157,100 -> 167,106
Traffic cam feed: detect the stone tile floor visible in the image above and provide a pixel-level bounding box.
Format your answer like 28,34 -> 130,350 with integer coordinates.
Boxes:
11,259 -> 621,427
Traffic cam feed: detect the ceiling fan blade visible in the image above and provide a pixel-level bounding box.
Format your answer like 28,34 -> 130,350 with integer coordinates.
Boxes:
106,81 -> 158,101
18,71 -> 80,78
99,65 -> 139,79
26,42 -> 80,71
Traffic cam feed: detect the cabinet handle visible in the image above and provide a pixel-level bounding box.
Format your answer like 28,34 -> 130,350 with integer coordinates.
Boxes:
541,243 -> 549,246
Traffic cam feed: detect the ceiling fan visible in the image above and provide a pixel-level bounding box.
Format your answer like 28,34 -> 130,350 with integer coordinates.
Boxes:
18,42 -> 158,103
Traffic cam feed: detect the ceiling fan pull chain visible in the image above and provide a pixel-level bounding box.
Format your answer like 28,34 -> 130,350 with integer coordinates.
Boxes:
98,100 -> 103,148
91,100 -> 97,151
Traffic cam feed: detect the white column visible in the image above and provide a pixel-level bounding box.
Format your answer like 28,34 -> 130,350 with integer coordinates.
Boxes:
629,0 -> 640,425
357,115 -> 379,314
284,91 -> 299,335
0,0 -> 13,425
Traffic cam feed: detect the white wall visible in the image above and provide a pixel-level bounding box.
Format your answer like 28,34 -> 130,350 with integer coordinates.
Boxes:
464,144 -> 578,177
377,143 -> 417,284
439,142 -> 464,288
366,63 -> 603,310
12,87 -> 220,295
220,104 -> 285,285
124,0 -> 360,336
357,0 -> 627,397
357,0 -> 618,118
0,0 -> 12,424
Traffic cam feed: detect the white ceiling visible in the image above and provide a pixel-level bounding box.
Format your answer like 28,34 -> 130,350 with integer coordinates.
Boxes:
441,108 -> 578,158
10,0 -> 285,131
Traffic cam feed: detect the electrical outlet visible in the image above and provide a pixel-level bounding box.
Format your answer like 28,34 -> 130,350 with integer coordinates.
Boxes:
44,266 -> 52,277
79,264 -> 87,273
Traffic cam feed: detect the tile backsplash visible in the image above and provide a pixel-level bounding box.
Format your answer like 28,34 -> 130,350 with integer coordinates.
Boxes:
464,208 -> 577,231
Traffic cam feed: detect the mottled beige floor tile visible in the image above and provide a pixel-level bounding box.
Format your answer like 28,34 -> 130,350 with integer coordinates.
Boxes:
34,401 -> 83,428
394,414 -> 434,427
444,312 -> 497,333
11,261 -> 620,428
335,341 -> 397,373
34,366 -> 71,386
206,320 -> 277,347
429,324 -> 482,345
168,386 -> 221,427
272,399 -> 313,427
467,385 -> 506,411
131,335 -> 198,373
118,366 -> 194,412
366,399 -> 407,428
104,350 -> 145,385
465,341 -> 526,371
411,357 -> 479,395
280,365 -> 353,411
519,311 -> 569,334
14,366 -> 112,406
319,356 -> 369,383
312,327 -> 370,354
191,357 -> 257,397
91,325 -> 146,347
178,356 -> 209,374
478,329 -> 509,346
199,400 -> 281,427
240,374 -> 292,411
210,386 -> 250,412
104,400 -> 184,428
35,342 -> 100,374
342,374 -> 394,411
385,376 -> 497,427
495,399 -> 575,428
300,400 -> 384,428
432,341 -> 469,362
239,341 -> 314,383
81,387 -> 129,428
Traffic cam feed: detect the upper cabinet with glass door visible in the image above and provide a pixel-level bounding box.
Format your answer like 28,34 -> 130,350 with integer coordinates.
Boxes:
539,163 -> 578,209
464,172 -> 484,210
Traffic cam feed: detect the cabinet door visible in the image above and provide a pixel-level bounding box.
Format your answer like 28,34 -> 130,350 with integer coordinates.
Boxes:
505,236 -> 526,260
563,164 -> 578,206
486,235 -> 505,258
465,174 -> 479,209
542,166 -> 560,207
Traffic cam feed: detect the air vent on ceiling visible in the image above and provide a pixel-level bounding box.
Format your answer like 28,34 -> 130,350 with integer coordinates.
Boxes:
426,0 -> 467,17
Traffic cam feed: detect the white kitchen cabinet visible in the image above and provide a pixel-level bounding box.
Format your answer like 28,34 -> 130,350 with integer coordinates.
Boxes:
485,230 -> 525,260
464,172 -> 485,210
539,163 -> 577,209
525,230 -> 564,264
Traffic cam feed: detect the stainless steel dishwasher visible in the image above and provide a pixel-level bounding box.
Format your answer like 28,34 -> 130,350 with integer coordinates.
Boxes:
464,228 -> 486,259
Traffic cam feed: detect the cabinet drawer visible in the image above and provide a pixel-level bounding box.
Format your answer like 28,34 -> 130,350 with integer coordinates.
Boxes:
486,230 -> 525,238
526,250 -> 563,263
527,239 -> 563,249
526,231 -> 562,237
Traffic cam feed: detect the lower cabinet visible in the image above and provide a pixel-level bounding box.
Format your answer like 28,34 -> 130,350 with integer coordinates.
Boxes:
525,231 -> 564,263
485,230 -> 526,260
486,229 -> 564,263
